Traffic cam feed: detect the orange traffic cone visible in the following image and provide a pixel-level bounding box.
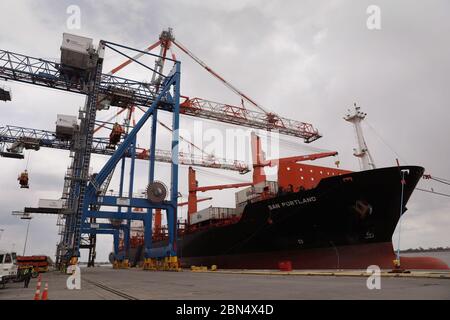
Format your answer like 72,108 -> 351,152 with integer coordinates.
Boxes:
33,287 -> 41,300
37,274 -> 42,290
41,283 -> 48,301
33,275 -> 42,300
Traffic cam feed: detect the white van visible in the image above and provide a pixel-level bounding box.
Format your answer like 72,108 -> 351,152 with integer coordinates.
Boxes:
0,251 -> 18,288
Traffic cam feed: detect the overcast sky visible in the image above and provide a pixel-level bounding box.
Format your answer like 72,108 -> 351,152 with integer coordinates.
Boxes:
0,0 -> 449,262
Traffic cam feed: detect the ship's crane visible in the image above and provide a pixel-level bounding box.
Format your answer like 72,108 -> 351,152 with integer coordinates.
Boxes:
187,133 -> 338,223
178,197 -> 212,208
187,166 -> 253,224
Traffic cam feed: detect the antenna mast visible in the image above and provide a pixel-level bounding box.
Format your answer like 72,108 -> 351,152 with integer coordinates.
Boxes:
344,104 -> 376,170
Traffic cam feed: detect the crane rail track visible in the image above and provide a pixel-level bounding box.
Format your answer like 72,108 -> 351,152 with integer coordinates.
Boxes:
84,278 -> 140,300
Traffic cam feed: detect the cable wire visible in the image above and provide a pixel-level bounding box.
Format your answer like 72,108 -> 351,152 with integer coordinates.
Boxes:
363,120 -> 408,164
416,188 -> 450,198
431,177 -> 450,187
433,176 -> 450,183
25,150 -> 32,171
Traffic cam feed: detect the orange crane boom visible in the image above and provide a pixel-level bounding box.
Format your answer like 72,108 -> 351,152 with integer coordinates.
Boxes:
109,29 -> 322,142
178,197 -> 212,207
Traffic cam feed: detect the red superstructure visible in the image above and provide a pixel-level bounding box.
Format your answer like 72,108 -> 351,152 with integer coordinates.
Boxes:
278,162 -> 352,191
250,132 -> 343,190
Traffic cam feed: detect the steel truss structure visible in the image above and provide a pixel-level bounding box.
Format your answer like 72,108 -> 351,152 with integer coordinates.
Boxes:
0,125 -> 249,172
0,45 -> 321,142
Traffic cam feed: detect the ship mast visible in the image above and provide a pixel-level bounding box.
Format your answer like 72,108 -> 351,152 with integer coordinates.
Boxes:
344,104 -> 376,171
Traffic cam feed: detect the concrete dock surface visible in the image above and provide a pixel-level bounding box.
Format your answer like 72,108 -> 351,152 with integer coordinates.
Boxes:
1,267 -> 449,300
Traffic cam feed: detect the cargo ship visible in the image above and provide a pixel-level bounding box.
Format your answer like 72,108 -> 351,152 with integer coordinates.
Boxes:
115,106 -> 449,270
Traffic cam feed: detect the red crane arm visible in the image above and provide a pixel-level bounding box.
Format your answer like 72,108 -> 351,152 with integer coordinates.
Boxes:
178,197 -> 212,207
195,182 -> 252,193
262,152 -> 339,167
108,40 -> 162,75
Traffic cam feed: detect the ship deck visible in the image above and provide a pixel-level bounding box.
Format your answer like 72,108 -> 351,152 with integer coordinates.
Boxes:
1,267 -> 449,300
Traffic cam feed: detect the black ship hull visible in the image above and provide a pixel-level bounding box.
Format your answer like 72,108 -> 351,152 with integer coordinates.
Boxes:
135,166 -> 448,270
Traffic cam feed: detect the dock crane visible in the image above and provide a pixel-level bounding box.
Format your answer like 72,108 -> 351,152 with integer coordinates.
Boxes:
0,29 -> 323,269
0,34 -> 321,142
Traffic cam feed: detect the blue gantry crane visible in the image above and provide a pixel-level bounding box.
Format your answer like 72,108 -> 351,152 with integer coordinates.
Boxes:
80,53 -> 182,270
0,35 -> 185,269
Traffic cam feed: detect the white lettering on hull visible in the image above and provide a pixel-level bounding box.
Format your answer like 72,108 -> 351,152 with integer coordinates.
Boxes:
268,197 -> 317,211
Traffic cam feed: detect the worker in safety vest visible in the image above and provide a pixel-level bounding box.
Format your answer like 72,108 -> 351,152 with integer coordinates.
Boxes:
109,123 -> 124,147
23,267 -> 33,288
18,170 -> 29,188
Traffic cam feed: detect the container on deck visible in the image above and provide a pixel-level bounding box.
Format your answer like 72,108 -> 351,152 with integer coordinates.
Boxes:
235,181 -> 278,206
190,207 -> 237,225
